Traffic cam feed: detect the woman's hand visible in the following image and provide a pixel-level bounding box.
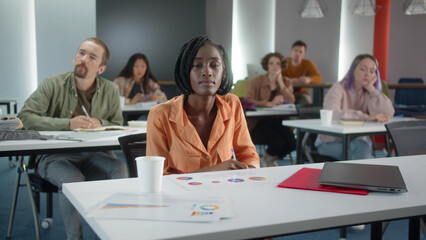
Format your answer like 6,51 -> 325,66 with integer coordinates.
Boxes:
364,74 -> 378,94
195,159 -> 249,173
365,113 -> 390,122
130,93 -> 144,104
277,74 -> 285,90
267,95 -> 284,107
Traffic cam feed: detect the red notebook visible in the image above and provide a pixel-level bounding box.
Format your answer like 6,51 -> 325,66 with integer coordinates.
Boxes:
277,167 -> 368,196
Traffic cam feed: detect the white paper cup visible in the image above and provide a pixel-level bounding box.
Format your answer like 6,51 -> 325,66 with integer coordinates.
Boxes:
119,96 -> 125,108
320,109 -> 333,126
135,156 -> 165,193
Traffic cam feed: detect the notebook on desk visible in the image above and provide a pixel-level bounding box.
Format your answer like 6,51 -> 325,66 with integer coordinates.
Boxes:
319,162 -> 407,193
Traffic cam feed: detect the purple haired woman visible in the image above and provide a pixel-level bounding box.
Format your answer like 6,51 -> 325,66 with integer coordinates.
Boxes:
315,54 -> 395,160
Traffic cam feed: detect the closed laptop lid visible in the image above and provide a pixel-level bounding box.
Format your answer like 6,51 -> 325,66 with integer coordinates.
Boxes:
319,162 -> 407,193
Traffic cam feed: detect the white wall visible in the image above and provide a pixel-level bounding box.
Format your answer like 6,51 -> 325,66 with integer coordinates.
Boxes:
387,0 -> 426,84
35,0 -> 96,83
275,0 -> 342,83
0,0 -> 37,111
338,0 -> 375,80
0,0 -> 96,112
232,0 -> 275,81
206,0 -> 233,60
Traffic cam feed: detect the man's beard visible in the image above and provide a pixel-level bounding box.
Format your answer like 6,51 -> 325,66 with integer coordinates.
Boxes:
74,63 -> 88,78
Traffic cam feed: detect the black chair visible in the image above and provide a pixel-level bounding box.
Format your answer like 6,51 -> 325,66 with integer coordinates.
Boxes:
385,120 -> 426,156
118,133 -> 147,177
384,120 -> 426,238
295,104 -> 338,163
394,78 -> 426,117
7,156 -> 59,240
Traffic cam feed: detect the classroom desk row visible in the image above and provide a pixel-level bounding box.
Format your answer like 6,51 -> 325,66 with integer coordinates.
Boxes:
1,128 -> 147,240
0,129 -> 146,157
63,154 -> 426,240
281,118 -> 412,164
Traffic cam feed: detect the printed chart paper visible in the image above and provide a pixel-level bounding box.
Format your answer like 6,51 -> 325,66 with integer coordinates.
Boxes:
86,192 -> 232,222
170,170 -> 270,190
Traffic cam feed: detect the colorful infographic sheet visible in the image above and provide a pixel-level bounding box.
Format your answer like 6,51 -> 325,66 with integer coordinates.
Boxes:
86,192 -> 232,222
170,170 -> 270,190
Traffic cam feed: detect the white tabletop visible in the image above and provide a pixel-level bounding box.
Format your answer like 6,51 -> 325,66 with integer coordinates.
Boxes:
121,101 -> 159,113
245,109 -> 297,117
0,128 -> 146,156
63,155 -> 426,240
245,105 -> 297,118
282,118 -> 414,135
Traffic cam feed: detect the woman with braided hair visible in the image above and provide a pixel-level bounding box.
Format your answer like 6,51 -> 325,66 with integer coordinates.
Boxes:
147,36 -> 259,175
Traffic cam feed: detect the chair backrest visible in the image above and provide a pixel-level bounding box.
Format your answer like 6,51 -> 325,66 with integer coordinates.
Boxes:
296,104 -> 322,119
232,78 -> 250,99
385,120 -> 426,156
394,78 -> 426,106
381,79 -> 390,98
118,133 -> 147,177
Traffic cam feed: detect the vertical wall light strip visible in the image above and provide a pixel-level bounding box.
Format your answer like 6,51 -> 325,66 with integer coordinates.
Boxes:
271,0 -> 276,51
231,0 -> 243,83
28,0 -> 38,92
338,0 -> 349,81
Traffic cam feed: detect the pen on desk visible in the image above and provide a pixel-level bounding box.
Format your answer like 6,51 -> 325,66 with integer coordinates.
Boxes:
231,148 -> 237,160
394,114 -> 404,118
231,148 -> 249,169
81,105 -> 90,117
284,100 -> 291,104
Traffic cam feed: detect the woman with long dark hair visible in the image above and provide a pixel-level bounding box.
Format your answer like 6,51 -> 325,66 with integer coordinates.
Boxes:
114,53 -> 167,105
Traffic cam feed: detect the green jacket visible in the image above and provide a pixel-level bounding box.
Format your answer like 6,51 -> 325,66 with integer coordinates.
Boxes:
18,71 -> 123,130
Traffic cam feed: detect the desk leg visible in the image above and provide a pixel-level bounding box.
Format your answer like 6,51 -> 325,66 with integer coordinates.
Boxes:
371,222 -> 382,240
296,129 -> 303,164
409,217 -> 420,240
7,160 -> 22,239
23,167 -> 42,240
340,227 -> 346,239
6,157 -> 41,240
342,136 -> 349,160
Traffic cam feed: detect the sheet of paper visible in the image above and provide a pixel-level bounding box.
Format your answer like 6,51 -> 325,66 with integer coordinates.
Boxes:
86,192 -> 232,222
74,125 -> 127,132
170,170 -> 271,190
262,104 -> 296,111
54,130 -> 126,141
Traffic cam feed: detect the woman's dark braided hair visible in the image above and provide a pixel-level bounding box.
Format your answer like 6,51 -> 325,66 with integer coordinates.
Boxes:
174,35 -> 233,95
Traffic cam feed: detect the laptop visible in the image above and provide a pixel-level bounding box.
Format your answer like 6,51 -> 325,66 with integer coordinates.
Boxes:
319,162 -> 407,193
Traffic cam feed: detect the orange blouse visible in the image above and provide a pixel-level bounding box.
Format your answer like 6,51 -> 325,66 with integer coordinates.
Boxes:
147,93 -> 260,175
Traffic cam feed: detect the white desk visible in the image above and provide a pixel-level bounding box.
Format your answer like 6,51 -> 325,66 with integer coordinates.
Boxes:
245,106 -> 297,118
3,128 -> 146,240
121,101 -> 159,123
0,128 -> 146,157
245,109 -> 297,118
282,118 -> 412,163
63,155 -> 426,240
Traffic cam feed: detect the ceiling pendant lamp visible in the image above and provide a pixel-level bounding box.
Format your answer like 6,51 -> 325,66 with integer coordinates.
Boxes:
403,0 -> 426,15
350,0 -> 376,16
299,0 -> 327,18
